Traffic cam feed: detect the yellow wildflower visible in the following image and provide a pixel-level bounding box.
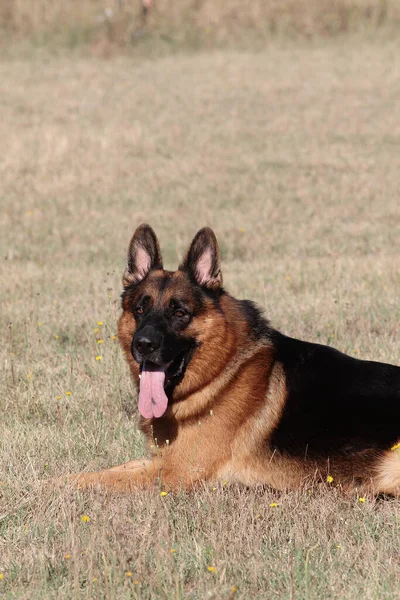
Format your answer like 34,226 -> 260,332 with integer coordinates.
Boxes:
54,335 -> 59,339
27,372 -> 32,379
37,322 -> 42,327
358,497 -> 365,503
269,502 -> 278,508
231,586 -> 238,593
56,395 -> 61,400
93,328 -> 99,333
207,566 -> 216,573
97,339 -> 104,344
81,515 -> 91,523
64,554 -> 71,560
111,335 -> 117,340
97,321 -> 104,326
65,391 -> 72,396
95,356 -> 102,361
134,580 -> 139,585
326,475 -> 334,483
160,491 -> 167,497
0,574 -> 4,580
170,548 -> 176,553
125,571 -> 132,577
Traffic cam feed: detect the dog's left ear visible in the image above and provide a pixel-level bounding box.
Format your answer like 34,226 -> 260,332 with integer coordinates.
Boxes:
123,224 -> 163,287
179,227 -> 222,289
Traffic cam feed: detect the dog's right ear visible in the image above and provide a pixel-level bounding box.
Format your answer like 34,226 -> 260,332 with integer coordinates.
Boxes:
123,224 -> 163,287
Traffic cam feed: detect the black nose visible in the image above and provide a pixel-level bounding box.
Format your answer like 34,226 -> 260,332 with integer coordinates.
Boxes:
134,335 -> 160,357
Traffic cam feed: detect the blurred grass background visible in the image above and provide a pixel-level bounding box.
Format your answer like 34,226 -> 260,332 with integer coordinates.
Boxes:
1,0 -> 400,52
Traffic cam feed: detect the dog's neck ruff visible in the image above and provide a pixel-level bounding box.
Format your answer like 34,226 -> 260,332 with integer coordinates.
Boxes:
170,340 -> 273,422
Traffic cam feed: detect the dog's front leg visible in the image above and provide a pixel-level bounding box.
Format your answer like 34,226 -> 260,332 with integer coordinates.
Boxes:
67,456 -> 163,492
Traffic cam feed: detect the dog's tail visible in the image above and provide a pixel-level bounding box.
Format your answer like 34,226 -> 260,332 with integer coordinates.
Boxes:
374,447 -> 400,495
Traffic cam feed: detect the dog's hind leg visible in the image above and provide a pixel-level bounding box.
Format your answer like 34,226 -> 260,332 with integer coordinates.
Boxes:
373,450 -> 400,496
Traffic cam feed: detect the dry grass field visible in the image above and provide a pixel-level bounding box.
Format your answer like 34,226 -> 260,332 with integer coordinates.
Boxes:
2,0 -> 400,49
1,37 -> 400,598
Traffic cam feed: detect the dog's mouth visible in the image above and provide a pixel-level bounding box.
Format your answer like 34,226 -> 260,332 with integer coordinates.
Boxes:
138,353 -> 187,419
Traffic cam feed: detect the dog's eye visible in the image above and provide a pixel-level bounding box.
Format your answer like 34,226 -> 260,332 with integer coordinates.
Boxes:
175,309 -> 186,318
135,306 -> 144,315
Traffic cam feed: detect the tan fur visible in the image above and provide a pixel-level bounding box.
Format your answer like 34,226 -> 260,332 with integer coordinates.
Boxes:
216,362 -> 308,490
373,450 -> 400,495
68,458 -> 162,492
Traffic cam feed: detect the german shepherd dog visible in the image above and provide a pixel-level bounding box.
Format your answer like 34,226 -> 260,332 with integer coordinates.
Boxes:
72,224 -> 400,495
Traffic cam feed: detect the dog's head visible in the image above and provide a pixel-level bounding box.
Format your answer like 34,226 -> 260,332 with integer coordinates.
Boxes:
119,224 -> 223,419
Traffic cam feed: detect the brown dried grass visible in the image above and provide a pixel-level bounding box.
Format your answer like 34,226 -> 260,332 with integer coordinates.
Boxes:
0,37 -> 400,598
1,0 -> 400,48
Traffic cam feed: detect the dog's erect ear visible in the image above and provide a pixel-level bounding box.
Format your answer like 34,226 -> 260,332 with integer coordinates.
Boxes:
123,224 -> 163,287
179,227 -> 222,289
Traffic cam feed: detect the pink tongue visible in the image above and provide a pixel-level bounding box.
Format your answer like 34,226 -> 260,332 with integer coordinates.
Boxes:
138,365 -> 168,419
